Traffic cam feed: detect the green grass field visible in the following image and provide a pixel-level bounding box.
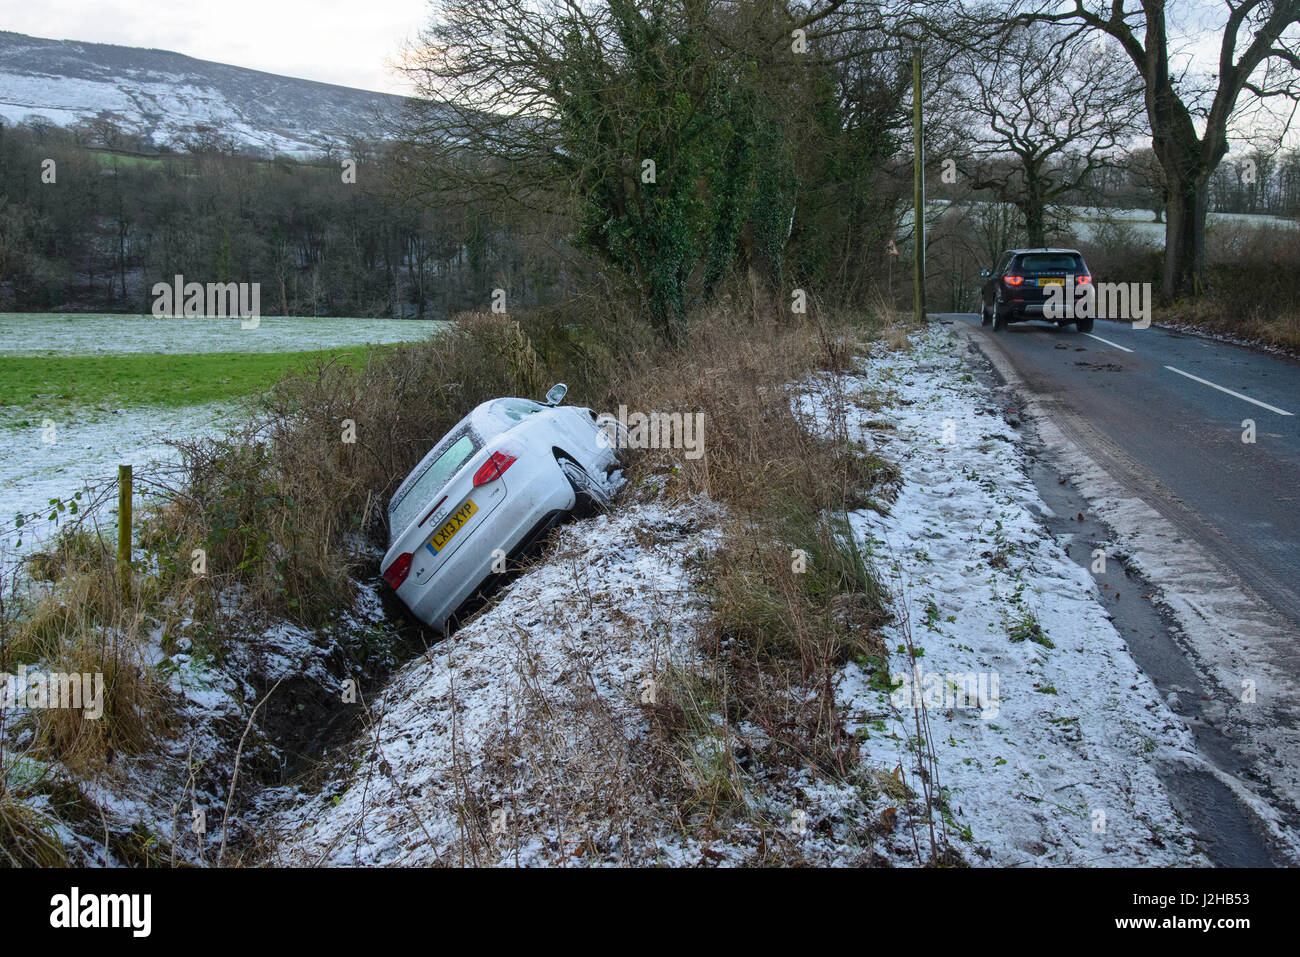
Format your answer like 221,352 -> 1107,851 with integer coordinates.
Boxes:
0,347 -> 384,426
89,150 -> 167,169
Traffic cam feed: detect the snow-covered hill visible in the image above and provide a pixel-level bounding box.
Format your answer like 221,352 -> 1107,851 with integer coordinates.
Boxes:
0,30 -> 411,156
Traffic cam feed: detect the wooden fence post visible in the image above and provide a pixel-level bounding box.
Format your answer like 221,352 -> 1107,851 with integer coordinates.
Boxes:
117,464 -> 132,599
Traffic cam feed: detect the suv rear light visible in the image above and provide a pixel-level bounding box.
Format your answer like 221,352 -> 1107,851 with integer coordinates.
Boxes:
1004,275 -> 1025,286
473,451 -> 517,487
383,552 -> 413,590
1076,275 -> 1092,284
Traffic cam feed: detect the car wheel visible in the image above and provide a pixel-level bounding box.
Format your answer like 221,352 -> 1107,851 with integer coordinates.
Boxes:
557,454 -> 611,512
993,307 -> 1008,331
980,301 -> 992,327
1075,317 -> 1095,333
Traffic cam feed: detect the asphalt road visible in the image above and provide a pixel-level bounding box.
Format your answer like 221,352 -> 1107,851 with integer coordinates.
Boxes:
941,313 -> 1300,634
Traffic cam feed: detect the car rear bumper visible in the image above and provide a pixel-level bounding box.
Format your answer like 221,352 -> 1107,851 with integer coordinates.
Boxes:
1003,301 -> 1075,322
1006,299 -> 1047,316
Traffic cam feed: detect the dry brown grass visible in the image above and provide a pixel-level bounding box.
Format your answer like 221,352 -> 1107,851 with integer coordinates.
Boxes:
1158,300 -> 1300,354
592,291 -> 904,834
35,628 -> 159,773
0,793 -> 67,867
7,527 -> 162,774
615,296 -> 877,508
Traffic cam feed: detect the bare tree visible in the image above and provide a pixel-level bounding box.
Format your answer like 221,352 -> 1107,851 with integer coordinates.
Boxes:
952,22 -> 1145,246
1124,146 -> 1168,221
998,0 -> 1300,298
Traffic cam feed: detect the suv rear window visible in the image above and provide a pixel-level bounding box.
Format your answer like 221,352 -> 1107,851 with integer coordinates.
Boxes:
389,431 -> 478,536
1016,253 -> 1084,272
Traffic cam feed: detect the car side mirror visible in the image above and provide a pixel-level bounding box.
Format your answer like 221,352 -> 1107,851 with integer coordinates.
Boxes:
544,383 -> 568,406
980,268 -> 992,278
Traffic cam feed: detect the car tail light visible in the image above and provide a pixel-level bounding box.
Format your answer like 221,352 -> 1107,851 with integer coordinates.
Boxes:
1076,275 -> 1092,285
383,552 -> 413,590
473,451 -> 517,487
1004,275 -> 1024,286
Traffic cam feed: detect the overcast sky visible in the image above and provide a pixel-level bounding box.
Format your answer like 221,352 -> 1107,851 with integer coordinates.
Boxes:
0,0 -> 429,95
0,0 -> 1291,145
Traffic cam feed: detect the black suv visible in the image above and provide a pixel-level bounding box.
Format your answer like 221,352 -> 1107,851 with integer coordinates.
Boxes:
979,248 -> 1094,332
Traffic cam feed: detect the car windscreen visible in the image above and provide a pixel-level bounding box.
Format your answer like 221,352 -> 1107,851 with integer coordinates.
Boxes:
1016,253 -> 1084,272
389,432 -> 478,536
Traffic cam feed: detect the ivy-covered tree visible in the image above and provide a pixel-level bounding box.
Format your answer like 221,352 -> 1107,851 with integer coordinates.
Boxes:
401,0 -> 904,336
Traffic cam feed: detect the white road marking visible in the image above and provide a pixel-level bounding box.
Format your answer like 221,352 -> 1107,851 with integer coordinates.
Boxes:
1084,333 -> 1134,353
1164,365 -> 1295,416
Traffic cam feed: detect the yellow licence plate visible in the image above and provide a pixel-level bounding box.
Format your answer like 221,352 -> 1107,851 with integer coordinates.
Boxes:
1038,277 -> 1065,286
426,499 -> 478,554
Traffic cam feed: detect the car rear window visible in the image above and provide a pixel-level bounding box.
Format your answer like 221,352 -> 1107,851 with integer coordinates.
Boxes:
389,432 -> 478,536
1016,253 -> 1084,272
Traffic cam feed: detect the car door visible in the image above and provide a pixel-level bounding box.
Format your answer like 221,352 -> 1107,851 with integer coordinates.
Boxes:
984,252 -> 1010,307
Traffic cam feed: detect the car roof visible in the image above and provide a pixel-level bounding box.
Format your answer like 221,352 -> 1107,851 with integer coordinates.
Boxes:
471,397 -> 547,436
1005,248 -> 1083,255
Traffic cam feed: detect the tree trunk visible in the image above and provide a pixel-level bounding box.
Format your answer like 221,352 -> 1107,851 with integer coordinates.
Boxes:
118,222 -> 128,299
1161,170 -> 1209,299
1022,199 -> 1046,248
1016,171 -> 1048,247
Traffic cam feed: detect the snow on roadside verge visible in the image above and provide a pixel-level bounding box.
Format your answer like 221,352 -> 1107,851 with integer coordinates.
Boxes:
961,322 -> 1300,862
269,503 -> 724,866
266,322 -> 1213,868
798,324 -> 1208,866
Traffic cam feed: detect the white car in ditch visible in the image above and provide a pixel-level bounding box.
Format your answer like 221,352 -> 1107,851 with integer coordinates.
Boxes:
381,384 -> 621,633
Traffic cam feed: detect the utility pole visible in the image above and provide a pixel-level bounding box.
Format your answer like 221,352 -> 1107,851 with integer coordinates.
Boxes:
913,46 -> 926,324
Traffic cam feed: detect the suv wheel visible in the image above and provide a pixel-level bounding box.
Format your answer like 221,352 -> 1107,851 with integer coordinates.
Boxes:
993,307 -> 1008,331
1075,317 -> 1095,333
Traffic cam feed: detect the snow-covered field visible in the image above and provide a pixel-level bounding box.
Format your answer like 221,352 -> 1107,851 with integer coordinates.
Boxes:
0,314 -> 446,355
0,403 -> 234,570
1062,205 -> 1298,247
919,200 -> 1297,248
0,314 -> 445,569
